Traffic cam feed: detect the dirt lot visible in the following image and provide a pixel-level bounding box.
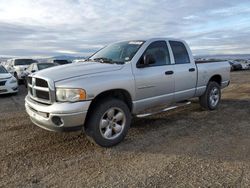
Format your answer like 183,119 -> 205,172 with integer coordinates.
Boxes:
0,71 -> 250,187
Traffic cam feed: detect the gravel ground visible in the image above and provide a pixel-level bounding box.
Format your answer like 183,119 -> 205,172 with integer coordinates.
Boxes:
0,71 -> 250,187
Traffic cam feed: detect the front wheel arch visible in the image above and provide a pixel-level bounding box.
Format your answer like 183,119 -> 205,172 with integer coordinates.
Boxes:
84,89 -> 133,125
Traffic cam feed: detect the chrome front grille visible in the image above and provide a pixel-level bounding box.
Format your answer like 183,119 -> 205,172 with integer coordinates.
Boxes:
28,76 -> 51,104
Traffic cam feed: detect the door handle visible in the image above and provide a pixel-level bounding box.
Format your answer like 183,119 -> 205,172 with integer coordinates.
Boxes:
189,68 -> 195,72
165,71 -> 174,75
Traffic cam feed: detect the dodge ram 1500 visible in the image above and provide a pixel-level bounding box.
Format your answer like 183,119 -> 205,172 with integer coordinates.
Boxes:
25,38 -> 230,147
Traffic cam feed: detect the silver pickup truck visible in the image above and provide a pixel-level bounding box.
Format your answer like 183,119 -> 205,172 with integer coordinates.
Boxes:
25,38 -> 230,147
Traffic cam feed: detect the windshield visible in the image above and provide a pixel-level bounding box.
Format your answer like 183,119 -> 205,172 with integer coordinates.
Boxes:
53,60 -> 71,65
14,59 -> 37,66
0,65 -> 8,73
89,40 -> 145,64
38,63 -> 57,70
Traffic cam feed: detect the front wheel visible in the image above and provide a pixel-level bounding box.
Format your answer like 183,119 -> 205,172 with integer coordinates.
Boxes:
84,98 -> 131,147
199,81 -> 221,110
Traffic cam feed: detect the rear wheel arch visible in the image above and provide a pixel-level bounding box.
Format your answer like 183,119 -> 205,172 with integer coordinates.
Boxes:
208,75 -> 222,86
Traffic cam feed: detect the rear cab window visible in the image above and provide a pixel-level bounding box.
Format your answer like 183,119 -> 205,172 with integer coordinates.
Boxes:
169,41 -> 190,64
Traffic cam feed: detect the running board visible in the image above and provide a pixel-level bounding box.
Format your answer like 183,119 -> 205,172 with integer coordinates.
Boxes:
136,101 -> 191,118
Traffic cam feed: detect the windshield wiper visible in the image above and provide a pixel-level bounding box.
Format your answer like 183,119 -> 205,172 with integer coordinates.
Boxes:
93,57 -> 114,63
93,57 -> 124,64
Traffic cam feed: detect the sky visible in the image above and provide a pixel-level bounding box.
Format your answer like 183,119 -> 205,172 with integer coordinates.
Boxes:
0,0 -> 250,57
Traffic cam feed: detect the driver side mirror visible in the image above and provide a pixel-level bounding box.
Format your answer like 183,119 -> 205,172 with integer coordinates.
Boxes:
31,70 -> 36,73
137,54 -> 155,68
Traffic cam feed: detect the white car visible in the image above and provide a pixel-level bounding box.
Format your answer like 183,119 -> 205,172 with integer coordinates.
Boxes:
1,61 -> 9,69
6,58 -> 37,81
0,65 -> 18,94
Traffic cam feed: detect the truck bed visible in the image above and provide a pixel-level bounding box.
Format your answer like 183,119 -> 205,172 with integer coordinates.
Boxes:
194,61 -> 231,97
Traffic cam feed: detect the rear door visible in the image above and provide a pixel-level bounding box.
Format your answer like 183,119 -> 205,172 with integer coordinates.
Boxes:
133,40 -> 175,111
169,41 -> 197,101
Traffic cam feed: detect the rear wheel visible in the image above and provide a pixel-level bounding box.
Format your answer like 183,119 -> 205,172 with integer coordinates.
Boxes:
84,98 -> 131,147
199,81 -> 221,110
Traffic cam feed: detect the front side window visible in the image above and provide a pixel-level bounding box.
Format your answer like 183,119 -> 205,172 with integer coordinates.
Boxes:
169,41 -> 190,64
38,63 -> 57,70
89,41 -> 145,64
138,41 -> 171,67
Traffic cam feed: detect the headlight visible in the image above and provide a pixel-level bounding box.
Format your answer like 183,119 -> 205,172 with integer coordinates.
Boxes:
56,88 -> 86,102
9,77 -> 17,84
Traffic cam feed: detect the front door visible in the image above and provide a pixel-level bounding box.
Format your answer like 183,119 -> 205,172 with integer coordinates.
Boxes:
133,40 -> 175,112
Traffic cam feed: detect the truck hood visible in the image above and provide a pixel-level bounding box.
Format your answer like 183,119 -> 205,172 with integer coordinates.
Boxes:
33,61 -> 124,82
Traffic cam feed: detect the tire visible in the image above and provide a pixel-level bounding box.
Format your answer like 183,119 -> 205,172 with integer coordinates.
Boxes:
14,72 -> 20,85
14,72 -> 18,80
199,81 -> 221,110
24,78 -> 28,88
84,98 -> 131,147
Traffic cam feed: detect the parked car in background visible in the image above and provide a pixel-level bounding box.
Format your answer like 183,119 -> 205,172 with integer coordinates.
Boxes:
23,62 -> 58,87
229,61 -> 242,71
6,58 -> 38,82
0,65 -> 18,95
241,63 -> 249,70
1,61 -> 5,67
2,61 -> 10,69
52,59 -> 72,65
25,38 -> 230,147
72,59 -> 86,63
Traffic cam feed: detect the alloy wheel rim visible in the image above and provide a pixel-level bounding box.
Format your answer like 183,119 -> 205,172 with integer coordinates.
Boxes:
209,87 -> 219,107
99,107 -> 126,140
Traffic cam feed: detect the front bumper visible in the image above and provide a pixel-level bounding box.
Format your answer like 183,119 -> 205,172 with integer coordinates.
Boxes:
0,82 -> 18,94
25,95 -> 91,132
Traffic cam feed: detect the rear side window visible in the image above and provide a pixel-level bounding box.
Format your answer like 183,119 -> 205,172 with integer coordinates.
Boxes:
138,41 -> 171,67
169,41 -> 190,64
